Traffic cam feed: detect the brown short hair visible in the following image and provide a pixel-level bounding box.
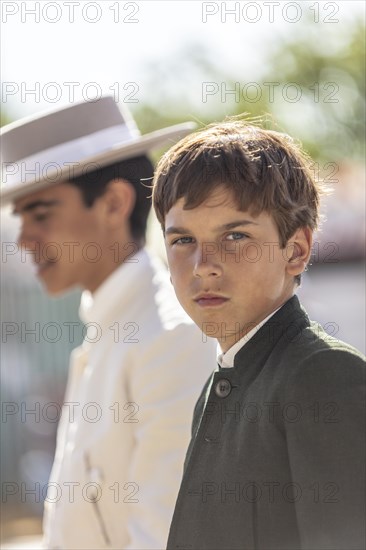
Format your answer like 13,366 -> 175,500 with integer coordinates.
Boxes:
70,155 -> 154,246
153,118 -> 323,249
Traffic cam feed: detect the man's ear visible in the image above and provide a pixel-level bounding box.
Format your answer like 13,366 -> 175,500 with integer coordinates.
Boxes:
285,227 -> 313,277
102,179 -> 136,228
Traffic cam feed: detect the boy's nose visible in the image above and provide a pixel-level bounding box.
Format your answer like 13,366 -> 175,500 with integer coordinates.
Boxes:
17,226 -> 42,258
193,243 -> 223,278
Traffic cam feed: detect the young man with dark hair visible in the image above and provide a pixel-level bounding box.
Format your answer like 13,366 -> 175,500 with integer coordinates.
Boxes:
1,97 -> 216,549
153,119 -> 366,549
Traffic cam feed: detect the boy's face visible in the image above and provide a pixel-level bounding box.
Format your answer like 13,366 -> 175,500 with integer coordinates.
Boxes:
13,183 -> 111,295
164,186 -> 302,352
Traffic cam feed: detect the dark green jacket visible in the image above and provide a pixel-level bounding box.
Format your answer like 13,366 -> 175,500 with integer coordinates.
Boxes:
167,296 -> 365,550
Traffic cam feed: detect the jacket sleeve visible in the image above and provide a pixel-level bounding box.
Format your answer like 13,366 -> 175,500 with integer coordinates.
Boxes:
123,322 -> 215,550
284,348 -> 366,550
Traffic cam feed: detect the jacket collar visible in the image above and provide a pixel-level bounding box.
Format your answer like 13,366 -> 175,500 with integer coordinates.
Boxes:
232,295 -> 310,370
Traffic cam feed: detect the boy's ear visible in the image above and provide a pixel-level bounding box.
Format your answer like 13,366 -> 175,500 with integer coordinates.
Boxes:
102,179 -> 136,227
285,226 -> 313,277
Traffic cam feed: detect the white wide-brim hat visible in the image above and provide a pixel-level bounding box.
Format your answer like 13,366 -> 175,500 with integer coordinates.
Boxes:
0,96 -> 195,205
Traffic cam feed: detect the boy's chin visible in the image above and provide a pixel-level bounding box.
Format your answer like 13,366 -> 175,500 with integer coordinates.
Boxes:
41,279 -> 77,297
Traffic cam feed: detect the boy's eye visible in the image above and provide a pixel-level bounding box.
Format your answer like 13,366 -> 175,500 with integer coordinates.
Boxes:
171,236 -> 194,245
33,212 -> 50,222
226,232 -> 248,241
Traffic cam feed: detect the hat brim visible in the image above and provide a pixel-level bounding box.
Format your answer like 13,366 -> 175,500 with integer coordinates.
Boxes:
1,122 -> 195,205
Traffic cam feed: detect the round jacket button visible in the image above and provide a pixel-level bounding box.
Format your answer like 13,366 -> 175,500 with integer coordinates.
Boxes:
214,378 -> 232,398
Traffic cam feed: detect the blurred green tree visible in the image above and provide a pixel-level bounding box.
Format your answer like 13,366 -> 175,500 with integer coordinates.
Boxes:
135,20 -> 365,165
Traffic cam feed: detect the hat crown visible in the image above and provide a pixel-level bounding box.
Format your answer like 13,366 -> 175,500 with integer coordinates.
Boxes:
1,96 -> 139,164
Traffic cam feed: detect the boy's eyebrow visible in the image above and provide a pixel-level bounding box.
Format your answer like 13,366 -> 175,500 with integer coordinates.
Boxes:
220,220 -> 259,230
165,220 -> 259,235
13,200 -> 60,215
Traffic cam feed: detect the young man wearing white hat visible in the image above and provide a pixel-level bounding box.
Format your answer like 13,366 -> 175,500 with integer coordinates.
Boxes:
0,97 -> 216,550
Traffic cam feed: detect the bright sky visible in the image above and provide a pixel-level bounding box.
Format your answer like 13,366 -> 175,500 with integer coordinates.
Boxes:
1,0 -> 364,121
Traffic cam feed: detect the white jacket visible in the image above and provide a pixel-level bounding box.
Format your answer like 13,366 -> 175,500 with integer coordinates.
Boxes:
43,249 -> 216,549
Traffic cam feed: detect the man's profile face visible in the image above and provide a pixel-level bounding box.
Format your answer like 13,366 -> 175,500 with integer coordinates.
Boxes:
13,183 -> 110,295
164,186 -> 298,352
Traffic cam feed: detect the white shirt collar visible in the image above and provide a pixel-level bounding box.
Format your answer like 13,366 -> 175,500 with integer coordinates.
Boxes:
217,306 -> 282,369
79,248 -> 150,325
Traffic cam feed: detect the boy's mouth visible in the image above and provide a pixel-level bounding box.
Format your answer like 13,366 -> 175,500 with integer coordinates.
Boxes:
194,293 -> 229,307
35,260 -> 55,276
